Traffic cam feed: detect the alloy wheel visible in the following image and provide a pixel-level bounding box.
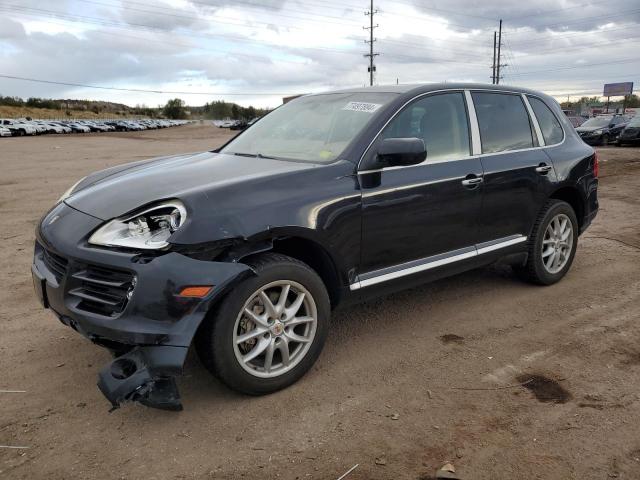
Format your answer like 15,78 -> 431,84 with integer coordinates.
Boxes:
233,280 -> 318,378
541,213 -> 573,274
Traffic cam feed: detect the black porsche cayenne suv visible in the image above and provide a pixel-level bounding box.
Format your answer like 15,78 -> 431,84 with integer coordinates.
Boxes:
32,83 -> 598,410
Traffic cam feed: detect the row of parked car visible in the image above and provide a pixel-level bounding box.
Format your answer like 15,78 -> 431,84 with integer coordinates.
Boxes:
573,113 -> 640,146
0,118 -> 189,137
213,118 -> 261,131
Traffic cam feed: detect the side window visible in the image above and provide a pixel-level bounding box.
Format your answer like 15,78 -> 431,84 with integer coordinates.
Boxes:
380,92 -> 470,161
472,92 -> 534,153
528,96 -> 564,145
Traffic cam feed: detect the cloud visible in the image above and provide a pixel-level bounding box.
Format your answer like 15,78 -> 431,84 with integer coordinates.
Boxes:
119,0 -> 208,31
0,17 -> 26,40
0,0 -> 638,108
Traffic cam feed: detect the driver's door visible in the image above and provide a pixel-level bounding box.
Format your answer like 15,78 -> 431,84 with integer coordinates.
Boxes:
358,91 -> 484,276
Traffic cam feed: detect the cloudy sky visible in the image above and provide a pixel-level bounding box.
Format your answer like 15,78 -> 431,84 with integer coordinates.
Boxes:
0,0 -> 638,108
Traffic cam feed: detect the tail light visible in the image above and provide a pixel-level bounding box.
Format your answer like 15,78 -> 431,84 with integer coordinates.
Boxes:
593,151 -> 599,178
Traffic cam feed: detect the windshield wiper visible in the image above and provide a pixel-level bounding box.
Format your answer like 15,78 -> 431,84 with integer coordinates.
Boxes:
232,152 -> 276,159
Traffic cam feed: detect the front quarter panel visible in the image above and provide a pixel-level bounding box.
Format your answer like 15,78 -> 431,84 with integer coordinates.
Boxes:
168,160 -> 362,287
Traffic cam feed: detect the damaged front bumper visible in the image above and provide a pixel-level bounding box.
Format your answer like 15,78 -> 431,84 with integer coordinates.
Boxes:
33,202 -> 252,410
97,345 -> 187,411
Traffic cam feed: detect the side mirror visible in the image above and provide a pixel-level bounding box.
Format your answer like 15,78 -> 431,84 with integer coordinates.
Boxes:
364,137 -> 426,170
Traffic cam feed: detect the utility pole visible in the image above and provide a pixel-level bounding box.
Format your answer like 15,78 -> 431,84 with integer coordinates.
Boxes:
496,19 -> 507,85
491,31 -> 497,84
364,0 -> 379,86
496,19 -> 503,84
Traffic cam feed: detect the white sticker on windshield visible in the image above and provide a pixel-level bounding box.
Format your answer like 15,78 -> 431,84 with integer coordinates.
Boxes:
342,101 -> 382,113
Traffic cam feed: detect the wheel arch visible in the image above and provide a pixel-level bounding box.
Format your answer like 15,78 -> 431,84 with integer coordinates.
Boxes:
215,230 -> 344,309
268,236 -> 342,308
548,186 -> 585,230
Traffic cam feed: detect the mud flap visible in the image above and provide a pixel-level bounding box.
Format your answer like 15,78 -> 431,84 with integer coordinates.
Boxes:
97,345 -> 188,411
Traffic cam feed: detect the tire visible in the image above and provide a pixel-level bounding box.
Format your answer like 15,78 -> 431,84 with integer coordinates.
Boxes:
196,252 -> 330,395
601,134 -> 609,146
517,200 -> 579,285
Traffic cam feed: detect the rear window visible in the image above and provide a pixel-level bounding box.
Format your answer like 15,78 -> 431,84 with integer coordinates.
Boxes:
472,92 -> 534,154
528,96 -> 564,145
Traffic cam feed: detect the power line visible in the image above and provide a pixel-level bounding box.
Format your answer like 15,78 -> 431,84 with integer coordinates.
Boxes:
76,0 -> 502,51
505,8 -> 640,36
507,24 -> 638,52
0,74 -> 294,96
500,57 -> 639,77
513,35 -> 640,55
504,0 -> 613,21
0,5 -> 489,63
74,0 -> 361,29
0,6 -> 490,67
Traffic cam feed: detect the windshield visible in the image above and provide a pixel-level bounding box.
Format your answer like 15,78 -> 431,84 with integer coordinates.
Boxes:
581,117 -> 611,128
220,92 -> 398,163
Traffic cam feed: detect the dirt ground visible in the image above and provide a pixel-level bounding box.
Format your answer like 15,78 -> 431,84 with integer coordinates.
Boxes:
1,124 -> 639,480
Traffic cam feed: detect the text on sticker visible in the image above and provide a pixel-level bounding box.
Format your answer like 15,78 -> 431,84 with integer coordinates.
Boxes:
342,102 -> 382,113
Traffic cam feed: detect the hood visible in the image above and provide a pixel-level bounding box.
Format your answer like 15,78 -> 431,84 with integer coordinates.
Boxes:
66,151 -> 316,220
575,125 -> 607,133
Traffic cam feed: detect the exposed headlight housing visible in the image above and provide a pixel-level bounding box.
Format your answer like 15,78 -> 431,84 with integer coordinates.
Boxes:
592,129 -> 603,135
58,176 -> 87,203
89,201 -> 187,250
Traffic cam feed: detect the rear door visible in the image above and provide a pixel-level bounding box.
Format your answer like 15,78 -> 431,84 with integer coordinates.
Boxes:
470,91 -> 553,244
358,91 -> 483,275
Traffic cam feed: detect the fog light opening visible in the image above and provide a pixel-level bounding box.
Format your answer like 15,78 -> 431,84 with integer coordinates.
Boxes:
110,358 -> 138,380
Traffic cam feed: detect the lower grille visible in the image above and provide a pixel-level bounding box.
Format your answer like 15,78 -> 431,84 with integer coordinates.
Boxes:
41,245 -> 68,282
70,264 -> 135,317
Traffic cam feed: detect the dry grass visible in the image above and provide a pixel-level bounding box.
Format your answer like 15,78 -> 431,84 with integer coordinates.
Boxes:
0,105 -> 144,120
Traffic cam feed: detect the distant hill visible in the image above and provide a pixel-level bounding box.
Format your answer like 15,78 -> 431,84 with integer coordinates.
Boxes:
0,105 -> 145,120
0,95 -> 160,118
0,95 -> 272,120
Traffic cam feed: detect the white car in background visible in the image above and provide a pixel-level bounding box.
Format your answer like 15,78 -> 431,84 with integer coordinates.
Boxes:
0,126 -> 12,137
0,119 -> 37,136
67,122 -> 91,133
19,120 -> 46,134
37,122 -> 65,134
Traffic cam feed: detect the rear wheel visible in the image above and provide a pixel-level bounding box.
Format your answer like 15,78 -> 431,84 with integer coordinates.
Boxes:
196,253 -> 330,395
518,200 -> 578,285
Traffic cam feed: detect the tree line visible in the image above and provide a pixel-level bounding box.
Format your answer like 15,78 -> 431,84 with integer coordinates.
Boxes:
0,94 -> 271,120
560,94 -> 639,110
161,98 -> 270,120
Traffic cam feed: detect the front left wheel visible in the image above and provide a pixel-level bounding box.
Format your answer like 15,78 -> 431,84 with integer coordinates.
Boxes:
196,253 -> 330,395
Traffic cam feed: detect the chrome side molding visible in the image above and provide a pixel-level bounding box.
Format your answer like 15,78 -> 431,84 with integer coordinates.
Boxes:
350,235 -> 527,290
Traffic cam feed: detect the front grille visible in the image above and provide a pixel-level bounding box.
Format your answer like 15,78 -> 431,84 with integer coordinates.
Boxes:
41,246 -> 68,282
69,264 -> 135,317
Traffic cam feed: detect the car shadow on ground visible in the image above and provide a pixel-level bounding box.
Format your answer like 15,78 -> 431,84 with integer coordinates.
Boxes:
176,263 -> 525,412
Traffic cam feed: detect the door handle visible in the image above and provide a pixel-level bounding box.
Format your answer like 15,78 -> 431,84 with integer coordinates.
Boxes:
535,164 -> 553,174
461,177 -> 483,187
